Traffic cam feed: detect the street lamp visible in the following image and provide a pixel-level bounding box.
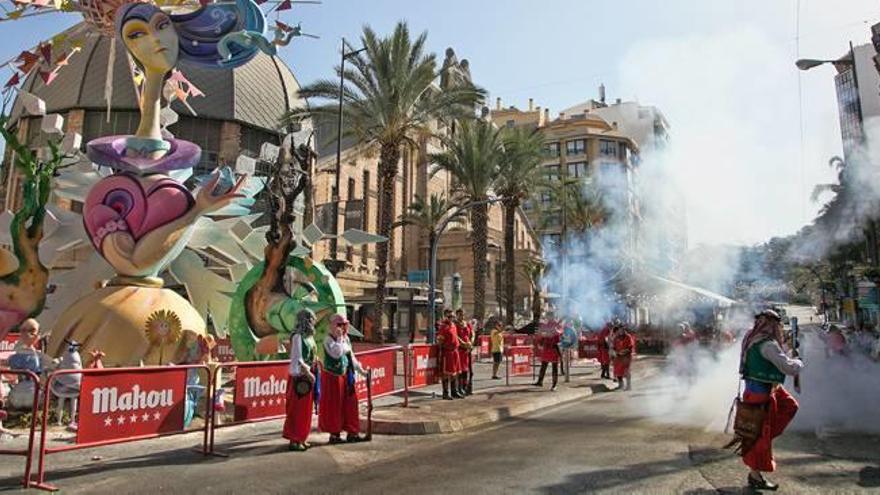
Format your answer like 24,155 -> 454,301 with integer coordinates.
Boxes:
325,37 -> 367,276
427,197 -> 503,342
796,41 -> 863,125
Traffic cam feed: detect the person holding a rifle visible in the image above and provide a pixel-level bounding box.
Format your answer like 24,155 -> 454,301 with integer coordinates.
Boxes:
611,322 -> 636,391
455,308 -> 474,395
534,317 -> 563,391
726,309 -> 803,491
319,314 -> 368,444
437,309 -> 463,400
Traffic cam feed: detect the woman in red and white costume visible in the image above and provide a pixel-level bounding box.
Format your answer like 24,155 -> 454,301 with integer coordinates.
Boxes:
318,314 -> 368,444
282,309 -> 318,451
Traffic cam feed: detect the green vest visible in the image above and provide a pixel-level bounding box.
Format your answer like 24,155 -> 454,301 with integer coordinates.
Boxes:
301,335 -> 317,366
323,343 -> 349,376
743,339 -> 786,384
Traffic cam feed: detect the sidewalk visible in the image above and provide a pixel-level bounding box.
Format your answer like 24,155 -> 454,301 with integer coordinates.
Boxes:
369,355 -> 663,435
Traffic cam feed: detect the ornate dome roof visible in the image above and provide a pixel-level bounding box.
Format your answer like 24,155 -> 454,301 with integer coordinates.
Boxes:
10,23 -> 304,133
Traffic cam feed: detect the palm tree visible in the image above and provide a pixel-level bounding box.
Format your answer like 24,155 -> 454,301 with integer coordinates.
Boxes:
522,258 -> 545,327
393,193 -> 465,269
495,127 -> 545,324
283,23 -> 485,341
431,119 -> 503,321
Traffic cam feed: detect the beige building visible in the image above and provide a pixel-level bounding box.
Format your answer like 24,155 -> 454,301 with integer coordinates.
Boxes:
310,119 -> 543,337
489,96 -> 641,257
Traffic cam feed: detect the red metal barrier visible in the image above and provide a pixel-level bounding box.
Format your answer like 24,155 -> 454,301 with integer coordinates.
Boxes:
209,345 -> 408,453
0,370 -> 41,490
505,345 -> 534,385
34,364 -> 212,491
476,336 -> 490,360
408,344 -> 438,389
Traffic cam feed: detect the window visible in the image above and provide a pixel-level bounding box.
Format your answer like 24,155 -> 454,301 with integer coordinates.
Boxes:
170,115 -> 222,175
438,260 -> 457,280
81,111 -> 140,151
544,164 -> 560,181
362,170 -> 370,230
347,177 -> 356,201
566,139 -> 585,156
566,161 -> 588,179
545,233 -> 562,250
540,191 -> 552,208
543,142 -> 560,158
599,140 -> 618,157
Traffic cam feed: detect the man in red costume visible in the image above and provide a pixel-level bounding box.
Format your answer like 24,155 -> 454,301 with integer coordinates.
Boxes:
455,309 -> 474,396
611,323 -> 636,391
732,309 -> 803,491
596,320 -> 613,379
437,309 -> 463,400
534,318 -> 562,391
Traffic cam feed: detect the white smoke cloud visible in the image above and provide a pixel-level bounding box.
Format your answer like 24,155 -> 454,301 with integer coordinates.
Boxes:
617,25 -> 839,246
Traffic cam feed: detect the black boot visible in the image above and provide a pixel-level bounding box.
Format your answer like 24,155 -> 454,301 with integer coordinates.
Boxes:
533,362 -> 548,387
748,472 -> 779,491
451,377 -> 463,398
442,379 -> 452,400
551,363 -> 559,391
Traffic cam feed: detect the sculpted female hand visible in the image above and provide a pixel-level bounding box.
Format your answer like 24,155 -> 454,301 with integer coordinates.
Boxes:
194,171 -> 249,216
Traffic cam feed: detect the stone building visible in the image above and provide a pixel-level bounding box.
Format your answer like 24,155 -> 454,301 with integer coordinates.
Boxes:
308,50 -> 543,338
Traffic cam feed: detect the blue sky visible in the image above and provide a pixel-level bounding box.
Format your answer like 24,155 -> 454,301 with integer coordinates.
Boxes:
1,0 -> 879,245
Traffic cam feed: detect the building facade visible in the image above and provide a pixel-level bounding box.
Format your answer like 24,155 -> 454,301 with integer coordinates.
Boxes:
489,97 -> 641,265
834,43 -> 880,159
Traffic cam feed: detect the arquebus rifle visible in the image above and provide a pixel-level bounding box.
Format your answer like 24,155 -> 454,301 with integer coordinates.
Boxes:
791,316 -> 801,393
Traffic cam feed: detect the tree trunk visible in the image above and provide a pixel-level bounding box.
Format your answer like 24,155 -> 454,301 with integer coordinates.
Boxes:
472,201 -> 489,321
374,142 -> 400,342
503,199 -> 517,325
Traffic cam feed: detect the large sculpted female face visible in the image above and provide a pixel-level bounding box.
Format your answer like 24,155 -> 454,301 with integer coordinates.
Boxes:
120,10 -> 179,74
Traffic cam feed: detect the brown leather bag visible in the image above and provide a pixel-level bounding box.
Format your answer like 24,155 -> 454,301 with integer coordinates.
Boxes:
723,398 -> 767,455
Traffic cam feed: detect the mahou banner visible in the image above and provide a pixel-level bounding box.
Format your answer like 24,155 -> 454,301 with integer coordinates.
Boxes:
233,363 -> 288,422
509,347 -> 532,376
78,369 -> 187,444
579,336 -> 599,360
212,336 -> 236,363
478,336 -> 489,357
409,344 -> 438,388
354,348 -> 396,399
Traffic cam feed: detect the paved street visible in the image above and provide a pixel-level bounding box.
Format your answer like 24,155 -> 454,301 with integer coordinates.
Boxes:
2,351 -> 876,494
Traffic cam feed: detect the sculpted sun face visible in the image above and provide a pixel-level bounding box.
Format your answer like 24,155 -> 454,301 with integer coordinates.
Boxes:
122,12 -> 179,74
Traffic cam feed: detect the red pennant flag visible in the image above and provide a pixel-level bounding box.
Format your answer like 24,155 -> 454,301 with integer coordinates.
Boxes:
4,72 -> 20,89
276,0 -> 291,11
39,43 -> 52,63
254,0 -> 267,4
275,20 -> 291,32
39,69 -> 58,85
15,51 -> 39,74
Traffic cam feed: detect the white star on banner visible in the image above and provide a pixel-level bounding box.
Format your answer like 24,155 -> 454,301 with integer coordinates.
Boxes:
142,413 -> 150,422
251,401 -> 257,408
130,414 -> 138,423
104,417 -> 112,427
259,400 -> 266,407
153,411 -> 161,420
117,416 -> 125,425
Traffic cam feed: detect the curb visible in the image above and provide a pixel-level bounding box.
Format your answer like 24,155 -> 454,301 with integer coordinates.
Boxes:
368,384 -> 600,435
368,359 -> 663,436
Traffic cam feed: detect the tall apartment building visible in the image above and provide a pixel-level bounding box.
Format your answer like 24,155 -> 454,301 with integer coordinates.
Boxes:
489,97 -> 641,271
563,89 -> 686,275
834,43 -> 880,160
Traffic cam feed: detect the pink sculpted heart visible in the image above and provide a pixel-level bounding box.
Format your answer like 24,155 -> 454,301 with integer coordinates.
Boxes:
84,173 -> 194,252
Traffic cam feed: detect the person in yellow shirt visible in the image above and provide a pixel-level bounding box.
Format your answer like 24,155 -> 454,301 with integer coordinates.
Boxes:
489,319 -> 506,379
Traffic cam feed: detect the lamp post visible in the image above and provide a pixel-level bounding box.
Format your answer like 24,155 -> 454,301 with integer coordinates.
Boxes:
796,41 -> 864,135
427,197 -> 503,343
325,38 -> 367,276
